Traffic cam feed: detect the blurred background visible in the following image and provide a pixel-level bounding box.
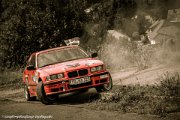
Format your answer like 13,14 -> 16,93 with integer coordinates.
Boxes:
0,0 -> 180,71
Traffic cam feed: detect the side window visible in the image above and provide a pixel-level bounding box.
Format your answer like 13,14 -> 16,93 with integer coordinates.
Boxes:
28,55 -> 36,67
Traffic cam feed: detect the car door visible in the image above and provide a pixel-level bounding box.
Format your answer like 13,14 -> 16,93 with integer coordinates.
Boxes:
25,54 -> 37,86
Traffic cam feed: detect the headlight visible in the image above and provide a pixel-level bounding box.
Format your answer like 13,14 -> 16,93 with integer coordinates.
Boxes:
46,73 -> 64,81
91,65 -> 103,72
57,73 -> 64,78
96,66 -> 103,71
50,74 -> 58,80
91,67 -> 97,72
46,76 -> 50,81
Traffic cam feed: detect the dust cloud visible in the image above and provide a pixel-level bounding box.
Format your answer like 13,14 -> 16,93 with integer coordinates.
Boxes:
99,33 -> 136,71
99,28 -> 180,72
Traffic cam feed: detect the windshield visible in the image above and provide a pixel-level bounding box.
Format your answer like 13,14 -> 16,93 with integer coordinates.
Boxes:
37,47 -> 88,68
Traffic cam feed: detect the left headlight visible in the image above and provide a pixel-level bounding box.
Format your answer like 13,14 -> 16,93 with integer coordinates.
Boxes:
46,73 -> 64,81
91,65 -> 103,72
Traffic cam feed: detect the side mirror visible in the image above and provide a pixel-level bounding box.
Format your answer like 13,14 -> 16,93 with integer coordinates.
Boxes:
91,53 -> 98,58
27,65 -> 35,70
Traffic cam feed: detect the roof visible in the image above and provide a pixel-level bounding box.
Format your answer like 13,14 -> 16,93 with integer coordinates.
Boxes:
167,9 -> 180,22
147,20 -> 165,39
107,30 -> 130,40
158,26 -> 179,37
147,20 -> 180,41
35,45 -> 79,55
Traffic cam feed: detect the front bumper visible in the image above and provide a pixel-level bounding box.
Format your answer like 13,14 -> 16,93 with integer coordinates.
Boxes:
44,72 -> 110,95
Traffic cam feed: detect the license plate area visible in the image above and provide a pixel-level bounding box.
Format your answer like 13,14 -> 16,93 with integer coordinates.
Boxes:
69,77 -> 91,85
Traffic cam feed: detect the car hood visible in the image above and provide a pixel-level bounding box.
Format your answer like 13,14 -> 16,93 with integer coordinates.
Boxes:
39,58 -> 103,75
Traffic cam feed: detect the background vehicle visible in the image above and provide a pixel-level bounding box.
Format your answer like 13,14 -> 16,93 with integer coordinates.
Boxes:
23,45 -> 113,104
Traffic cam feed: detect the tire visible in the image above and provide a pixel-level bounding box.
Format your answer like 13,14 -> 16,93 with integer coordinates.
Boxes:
96,75 -> 113,92
36,81 -> 58,105
24,85 -> 36,101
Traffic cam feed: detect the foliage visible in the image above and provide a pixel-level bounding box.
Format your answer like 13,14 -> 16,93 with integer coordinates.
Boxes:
0,69 -> 23,89
0,0 -> 86,69
90,72 -> 180,116
158,72 -> 180,97
0,0 -> 171,69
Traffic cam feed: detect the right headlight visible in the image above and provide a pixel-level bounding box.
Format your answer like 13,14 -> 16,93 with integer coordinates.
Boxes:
46,73 -> 64,81
91,65 -> 103,73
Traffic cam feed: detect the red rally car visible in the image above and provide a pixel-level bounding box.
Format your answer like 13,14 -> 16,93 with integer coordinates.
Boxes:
23,45 -> 113,104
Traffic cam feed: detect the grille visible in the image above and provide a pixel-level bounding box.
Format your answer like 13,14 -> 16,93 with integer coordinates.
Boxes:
68,71 -> 78,78
68,69 -> 88,78
79,69 -> 88,76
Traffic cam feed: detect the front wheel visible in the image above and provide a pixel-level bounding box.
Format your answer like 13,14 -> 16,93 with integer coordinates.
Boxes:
96,75 -> 113,92
36,81 -> 58,105
24,85 -> 36,101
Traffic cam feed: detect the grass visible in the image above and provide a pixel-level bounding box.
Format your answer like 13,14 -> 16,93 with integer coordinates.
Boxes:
89,72 -> 180,116
0,69 -> 23,90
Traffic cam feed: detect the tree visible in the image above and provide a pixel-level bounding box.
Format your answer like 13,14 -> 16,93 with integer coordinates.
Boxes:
0,0 -> 87,69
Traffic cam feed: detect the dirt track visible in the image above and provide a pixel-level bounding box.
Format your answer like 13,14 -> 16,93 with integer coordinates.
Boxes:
0,101 -> 171,120
0,64 -> 180,120
1,89 -> 179,120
